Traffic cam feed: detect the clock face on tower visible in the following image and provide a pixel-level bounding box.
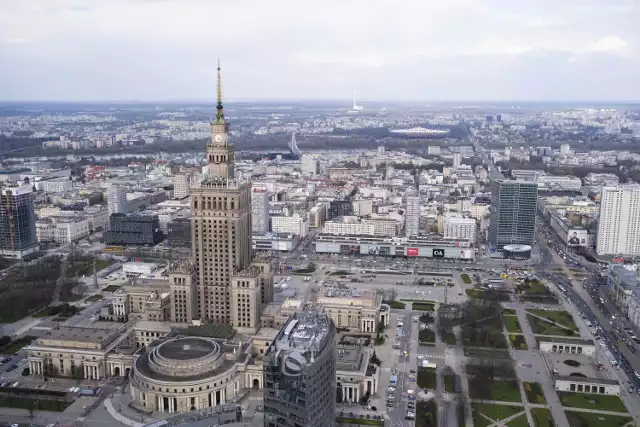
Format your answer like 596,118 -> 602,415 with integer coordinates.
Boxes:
215,134 -> 223,143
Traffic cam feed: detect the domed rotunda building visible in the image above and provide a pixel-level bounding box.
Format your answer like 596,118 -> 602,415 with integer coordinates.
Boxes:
130,336 -> 253,413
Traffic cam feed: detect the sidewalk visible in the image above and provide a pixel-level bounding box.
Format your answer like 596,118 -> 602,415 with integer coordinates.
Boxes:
104,398 -> 145,427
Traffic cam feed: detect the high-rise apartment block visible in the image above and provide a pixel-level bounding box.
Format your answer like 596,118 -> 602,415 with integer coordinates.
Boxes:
405,194 -> 420,237
301,154 -> 320,176
597,185 -> 640,255
488,180 -> 538,250
0,186 -> 38,259
251,188 -> 270,235
452,152 -> 462,170
182,63 -> 272,332
107,185 -> 127,215
173,173 -> 192,199
263,311 -> 336,427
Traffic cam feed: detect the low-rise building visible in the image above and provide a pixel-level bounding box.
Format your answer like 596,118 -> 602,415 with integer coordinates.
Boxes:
317,287 -> 388,333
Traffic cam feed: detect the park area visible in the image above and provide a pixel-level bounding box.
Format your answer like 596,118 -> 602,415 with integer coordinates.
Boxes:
502,314 -> 522,333
515,280 -> 558,304
469,379 -> 521,403
523,382 -> 546,404
527,309 -> 578,331
509,334 -> 528,350
564,411 -> 632,427
471,403 -> 525,427
530,408 -> 555,427
417,367 -> 437,390
558,391 -> 628,413
526,313 -> 579,337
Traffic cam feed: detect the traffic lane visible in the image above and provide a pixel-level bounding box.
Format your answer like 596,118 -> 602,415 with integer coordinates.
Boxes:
540,265 -> 640,388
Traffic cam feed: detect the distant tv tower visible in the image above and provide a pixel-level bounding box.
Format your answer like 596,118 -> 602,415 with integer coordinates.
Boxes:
350,91 -> 363,112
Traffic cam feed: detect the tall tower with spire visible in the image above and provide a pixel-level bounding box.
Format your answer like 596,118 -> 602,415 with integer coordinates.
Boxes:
206,59 -> 234,179
186,61 -> 269,327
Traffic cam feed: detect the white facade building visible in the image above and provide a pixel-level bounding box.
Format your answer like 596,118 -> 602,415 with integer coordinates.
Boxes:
271,214 -> 309,237
173,173 -> 191,200
107,185 -> 127,215
405,195 -> 420,237
443,216 -> 476,241
301,154 -> 320,176
251,188 -> 270,234
40,179 -> 74,193
597,185 -> 640,255
323,220 -> 375,236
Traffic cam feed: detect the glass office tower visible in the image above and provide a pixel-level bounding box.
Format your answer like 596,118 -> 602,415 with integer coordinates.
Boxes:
488,179 -> 538,250
263,311 -> 336,427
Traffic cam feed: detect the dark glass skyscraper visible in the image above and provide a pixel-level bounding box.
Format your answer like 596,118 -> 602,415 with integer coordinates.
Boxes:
263,311 -> 336,427
0,186 -> 38,259
488,179 -> 538,250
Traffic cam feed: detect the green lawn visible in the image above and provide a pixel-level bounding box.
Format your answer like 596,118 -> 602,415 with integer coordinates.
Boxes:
527,314 -> 578,336
417,367 -> 437,389
471,404 -> 523,427
522,382 -> 546,404
564,411 -> 632,427
470,380 -> 522,403
0,396 -> 71,412
443,371 -> 455,392
419,328 -> 436,345
506,414 -> 530,427
460,273 -> 472,284
530,408 -> 554,427
443,332 -> 457,345
0,336 -> 36,354
412,302 -> 436,311
558,392 -> 628,413
503,315 -> 522,333
102,284 -> 122,292
503,308 -> 517,315
527,309 -> 578,331
509,334 -> 528,350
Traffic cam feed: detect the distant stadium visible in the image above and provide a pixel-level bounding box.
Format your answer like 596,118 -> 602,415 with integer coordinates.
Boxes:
388,126 -> 450,138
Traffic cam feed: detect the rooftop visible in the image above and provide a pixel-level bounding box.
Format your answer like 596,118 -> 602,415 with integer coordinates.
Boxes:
271,311 -> 333,364
544,352 -> 609,381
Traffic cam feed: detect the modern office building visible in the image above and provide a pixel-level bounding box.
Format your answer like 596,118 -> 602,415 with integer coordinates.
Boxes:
252,188 -> 270,234
104,214 -> 163,246
597,185 -> 640,256
405,194 -> 420,237
188,63 -> 273,330
328,200 -> 353,219
263,311 -> 336,427
107,185 -> 127,215
173,173 -> 192,200
488,179 -> 538,251
0,185 -> 39,259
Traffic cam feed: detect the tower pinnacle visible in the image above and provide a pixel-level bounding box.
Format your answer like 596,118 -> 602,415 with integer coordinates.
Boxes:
216,58 -> 224,123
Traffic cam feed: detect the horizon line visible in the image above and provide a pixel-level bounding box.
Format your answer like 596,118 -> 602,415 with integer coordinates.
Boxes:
0,98 -> 639,105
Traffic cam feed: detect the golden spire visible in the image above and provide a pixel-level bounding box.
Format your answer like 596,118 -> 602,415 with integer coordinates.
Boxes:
215,58 -> 224,123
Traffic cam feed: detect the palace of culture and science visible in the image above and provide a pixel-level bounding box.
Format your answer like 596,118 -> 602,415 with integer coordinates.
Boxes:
24,64 -> 384,421
180,62 -> 273,329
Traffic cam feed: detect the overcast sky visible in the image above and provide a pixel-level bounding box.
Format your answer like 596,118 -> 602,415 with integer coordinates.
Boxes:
1,0 -> 638,102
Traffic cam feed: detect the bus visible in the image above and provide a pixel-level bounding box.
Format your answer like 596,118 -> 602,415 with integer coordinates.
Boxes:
390,375 -> 398,386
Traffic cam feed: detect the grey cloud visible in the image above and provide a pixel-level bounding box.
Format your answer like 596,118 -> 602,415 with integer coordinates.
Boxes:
0,0 -> 638,101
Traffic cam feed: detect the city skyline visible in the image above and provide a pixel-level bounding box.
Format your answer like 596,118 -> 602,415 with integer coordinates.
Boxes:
1,0 -> 639,102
